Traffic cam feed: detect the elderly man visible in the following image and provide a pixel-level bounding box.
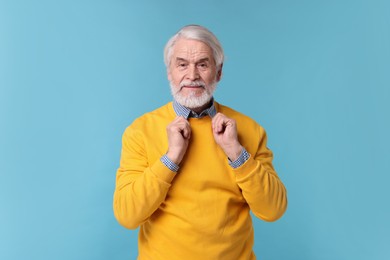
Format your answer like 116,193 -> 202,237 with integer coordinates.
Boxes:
113,25 -> 287,259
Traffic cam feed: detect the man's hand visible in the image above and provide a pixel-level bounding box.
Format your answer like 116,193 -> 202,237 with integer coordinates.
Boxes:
212,113 -> 243,161
166,116 -> 191,165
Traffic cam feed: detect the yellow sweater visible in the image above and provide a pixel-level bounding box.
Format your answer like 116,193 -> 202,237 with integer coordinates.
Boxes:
113,102 -> 287,259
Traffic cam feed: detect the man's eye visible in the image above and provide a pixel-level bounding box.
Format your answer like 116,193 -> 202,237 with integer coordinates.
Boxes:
179,63 -> 187,67
198,63 -> 208,68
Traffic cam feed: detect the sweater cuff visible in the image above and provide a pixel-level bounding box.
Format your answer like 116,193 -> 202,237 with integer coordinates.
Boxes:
151,159 -> 177,183
233,154 -> 259,181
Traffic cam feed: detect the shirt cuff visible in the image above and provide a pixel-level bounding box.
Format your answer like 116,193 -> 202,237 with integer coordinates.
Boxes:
160,154 -> 179,172
228,148 -> 250,169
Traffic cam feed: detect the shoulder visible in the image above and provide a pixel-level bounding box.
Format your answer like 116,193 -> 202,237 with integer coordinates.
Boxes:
122,102 -> 174,138
130,102 -> 174,127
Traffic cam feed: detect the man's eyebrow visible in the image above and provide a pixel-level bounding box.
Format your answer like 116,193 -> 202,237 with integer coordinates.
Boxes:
196,58 -> 210,63
175,57 -> 188,62
175,57 -> 210,63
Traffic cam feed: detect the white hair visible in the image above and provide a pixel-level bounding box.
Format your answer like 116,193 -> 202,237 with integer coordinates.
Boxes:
164,25 -> 224,70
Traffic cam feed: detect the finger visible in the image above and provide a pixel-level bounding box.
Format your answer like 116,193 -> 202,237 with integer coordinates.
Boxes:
212,113 -> 221,132
181,124 -> 191,139
174,116 -> 187,124
176,118 -> 191,139
212,120 -> 222,134
213,114 -> 227,133
170,116 -> 188,129
217,121 -> 225,133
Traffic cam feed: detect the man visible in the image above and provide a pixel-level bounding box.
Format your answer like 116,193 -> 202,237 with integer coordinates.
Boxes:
113,25 -> 287,259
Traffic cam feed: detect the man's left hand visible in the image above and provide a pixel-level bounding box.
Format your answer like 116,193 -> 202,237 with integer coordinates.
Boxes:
211,113 -> 243,161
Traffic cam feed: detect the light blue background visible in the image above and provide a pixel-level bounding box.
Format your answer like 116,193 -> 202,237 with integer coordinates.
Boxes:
1,0 -> 389,259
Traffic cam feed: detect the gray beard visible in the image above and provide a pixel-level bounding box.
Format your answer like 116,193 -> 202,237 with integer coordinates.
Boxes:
170,81 -> 217,109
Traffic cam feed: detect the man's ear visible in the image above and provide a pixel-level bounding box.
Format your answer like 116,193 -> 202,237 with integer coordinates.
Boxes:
216,63 -> 223,82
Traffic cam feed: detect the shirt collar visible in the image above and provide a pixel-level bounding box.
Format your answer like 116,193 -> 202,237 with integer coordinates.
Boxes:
173,99 -> 217,119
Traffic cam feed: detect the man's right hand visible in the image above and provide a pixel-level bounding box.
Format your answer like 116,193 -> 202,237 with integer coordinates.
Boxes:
166,116 -> 191,165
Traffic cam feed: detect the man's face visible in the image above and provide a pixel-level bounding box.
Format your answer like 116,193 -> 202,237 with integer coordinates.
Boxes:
168,38 -> 221,109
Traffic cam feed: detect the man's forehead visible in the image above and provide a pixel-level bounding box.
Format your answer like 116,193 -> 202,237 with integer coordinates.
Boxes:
172,38 -> 213,58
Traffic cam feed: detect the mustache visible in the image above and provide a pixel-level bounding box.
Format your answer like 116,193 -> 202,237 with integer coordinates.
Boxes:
180,80 -> 206,89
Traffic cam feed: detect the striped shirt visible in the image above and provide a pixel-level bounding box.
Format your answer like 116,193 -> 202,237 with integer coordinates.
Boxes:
161,99 -> 250,172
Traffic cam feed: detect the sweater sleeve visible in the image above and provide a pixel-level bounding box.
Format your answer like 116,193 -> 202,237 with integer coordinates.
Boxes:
234,125 -> 287,222
113,126 -> 176,229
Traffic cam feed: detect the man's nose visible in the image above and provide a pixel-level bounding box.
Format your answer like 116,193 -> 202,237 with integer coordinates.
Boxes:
186,65 -> 199,80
